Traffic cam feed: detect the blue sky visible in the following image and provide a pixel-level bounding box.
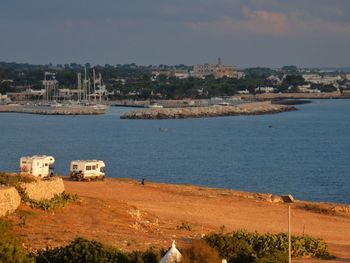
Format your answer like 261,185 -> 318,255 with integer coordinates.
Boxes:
1,0 -> 350,67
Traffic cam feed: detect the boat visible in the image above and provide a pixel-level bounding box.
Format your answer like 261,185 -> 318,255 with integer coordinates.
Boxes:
148,103 -> 163,108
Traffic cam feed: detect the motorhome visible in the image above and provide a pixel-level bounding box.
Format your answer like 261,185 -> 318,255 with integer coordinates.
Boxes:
70,160 -> 105,181
20,155 -> 55,178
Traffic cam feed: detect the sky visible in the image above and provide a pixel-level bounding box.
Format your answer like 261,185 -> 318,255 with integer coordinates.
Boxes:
0,0 -> 350,68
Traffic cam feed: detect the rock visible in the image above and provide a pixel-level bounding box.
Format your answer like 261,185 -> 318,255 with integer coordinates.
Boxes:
0,186 -> 21,217
271,195 -> 284,203
20,177 -> 65,201
121,103 -> 296,120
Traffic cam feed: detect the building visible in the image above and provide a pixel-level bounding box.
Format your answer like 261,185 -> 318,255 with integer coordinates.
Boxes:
255,86 -> 276,93
152,69 -> 190,79
302,74 -> 341,85
193,57 -> 238,79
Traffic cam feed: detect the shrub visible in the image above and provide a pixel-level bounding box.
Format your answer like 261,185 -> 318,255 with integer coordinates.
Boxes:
205,233 -> 256,263
0,173 -> 35,187
36,237 -> 129,263
0,219 -> 34,263
181,239 -> 222,263
205,230 -> 333,263
36,238 -> 161,263
17,187 -> 78,211
28,192 -> 78,211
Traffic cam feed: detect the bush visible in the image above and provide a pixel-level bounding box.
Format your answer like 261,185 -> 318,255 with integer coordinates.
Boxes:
0,173 -> 35,187
17,187 -> 78,211
205,230 -> 333,263
181,240 -> 222,263
0,219 -> 34,263
36,237 -> 129,263
36,238 -> 161,263
28,192 -> 78,211
205,233 -> 255,263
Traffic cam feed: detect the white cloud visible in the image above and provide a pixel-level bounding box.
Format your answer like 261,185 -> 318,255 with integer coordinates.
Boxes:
187,7 -> 350,37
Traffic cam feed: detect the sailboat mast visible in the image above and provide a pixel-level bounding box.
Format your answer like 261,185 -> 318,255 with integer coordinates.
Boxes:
99,73 -> 102,104
93,68 -> 96,103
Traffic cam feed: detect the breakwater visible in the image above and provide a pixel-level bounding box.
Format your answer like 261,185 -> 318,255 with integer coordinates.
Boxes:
121,102 -> 296,119
0,105 -> 108,115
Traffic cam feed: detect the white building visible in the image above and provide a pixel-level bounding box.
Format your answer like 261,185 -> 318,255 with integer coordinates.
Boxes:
255,86 -> 275,93
303,74 -> 341,85
237,89 -> 250,94
159,241 -> 182,263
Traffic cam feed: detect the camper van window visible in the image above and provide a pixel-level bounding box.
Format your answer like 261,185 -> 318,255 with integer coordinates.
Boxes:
96,164 -> 99,168
45,163 -> 48,167
86,166 -> 92,171
22,161 -> 26,164
73,165 -> 78,169
92,166 -> 96,170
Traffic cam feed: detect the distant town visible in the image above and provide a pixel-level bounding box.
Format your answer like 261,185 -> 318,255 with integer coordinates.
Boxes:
1,58 -> 350,104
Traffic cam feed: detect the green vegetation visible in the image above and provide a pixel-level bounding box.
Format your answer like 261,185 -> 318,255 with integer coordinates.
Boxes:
205,230 -> 333,262
0,228 -> 334,263
17,187 -> 78,211
0,172 -> 78,211
36,237 -> 160,263
0,219 -> 35,263
0,62 -> 343,100
0,172 -> 35,186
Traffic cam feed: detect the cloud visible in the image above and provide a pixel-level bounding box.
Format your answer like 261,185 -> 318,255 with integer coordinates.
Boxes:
187,7 -> 350,37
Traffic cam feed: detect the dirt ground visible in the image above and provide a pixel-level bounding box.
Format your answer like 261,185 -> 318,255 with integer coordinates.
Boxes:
8,178 -> 350,262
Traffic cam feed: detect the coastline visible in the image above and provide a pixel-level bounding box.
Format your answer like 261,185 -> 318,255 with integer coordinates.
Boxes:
121,101 -> 297,119
4,177 -> 349,261
0,104 -> 108,115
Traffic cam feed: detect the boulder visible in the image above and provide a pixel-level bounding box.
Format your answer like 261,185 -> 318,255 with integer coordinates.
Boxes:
0,186 -> 21,217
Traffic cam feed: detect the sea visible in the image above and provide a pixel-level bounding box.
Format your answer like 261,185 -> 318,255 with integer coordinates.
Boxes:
0,99 -> 349,204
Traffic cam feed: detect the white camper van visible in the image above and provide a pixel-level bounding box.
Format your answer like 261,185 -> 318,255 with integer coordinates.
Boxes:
20,155 -> 55,178
69,160 -> 105,181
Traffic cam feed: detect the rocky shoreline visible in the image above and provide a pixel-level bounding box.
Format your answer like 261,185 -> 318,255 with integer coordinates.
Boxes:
121,102 -> 297,119
0,105 -> 108,115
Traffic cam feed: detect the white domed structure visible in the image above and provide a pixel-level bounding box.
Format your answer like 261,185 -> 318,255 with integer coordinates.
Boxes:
159,241 -> 182,263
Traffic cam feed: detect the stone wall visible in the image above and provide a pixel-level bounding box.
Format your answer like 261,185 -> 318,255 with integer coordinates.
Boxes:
0,186 -> 21,217
21,177 -> 65,201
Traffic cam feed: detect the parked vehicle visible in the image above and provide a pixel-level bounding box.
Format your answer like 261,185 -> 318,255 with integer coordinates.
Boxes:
20,155 -> 55,178
70,160 -> 105,181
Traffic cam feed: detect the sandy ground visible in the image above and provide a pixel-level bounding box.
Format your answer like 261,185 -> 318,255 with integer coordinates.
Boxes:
8,178 -> 350,262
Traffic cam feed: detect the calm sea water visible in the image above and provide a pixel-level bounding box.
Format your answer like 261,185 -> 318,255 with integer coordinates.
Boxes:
0,100 -> 349,204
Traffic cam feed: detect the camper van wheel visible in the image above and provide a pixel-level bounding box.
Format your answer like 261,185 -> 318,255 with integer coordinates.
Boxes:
101,176 -> 105,181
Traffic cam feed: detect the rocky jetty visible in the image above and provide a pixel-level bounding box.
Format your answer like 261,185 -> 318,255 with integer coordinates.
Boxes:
121,102 -> 296,119
0,105 -> 108,115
